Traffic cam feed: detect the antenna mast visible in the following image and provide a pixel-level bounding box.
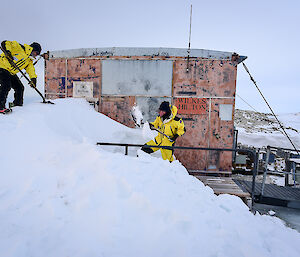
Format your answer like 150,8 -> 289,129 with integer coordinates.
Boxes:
186,4 -> 192,72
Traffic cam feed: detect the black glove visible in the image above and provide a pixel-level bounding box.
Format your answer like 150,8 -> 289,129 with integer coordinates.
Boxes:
41,52 -> 49,60
149,123 -> 155,130
170,134 -> 179,142
30,78 -> 37,88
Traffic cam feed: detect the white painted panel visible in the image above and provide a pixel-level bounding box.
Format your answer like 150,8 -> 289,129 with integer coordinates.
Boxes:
73,81 -> 93,98
219,104 -> 233,121
102,60 -> 173,96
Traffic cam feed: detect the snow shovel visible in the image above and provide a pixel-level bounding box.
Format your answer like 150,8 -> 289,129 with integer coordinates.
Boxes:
130,106 -> 174,142
0,46 -> 54,105
150,124 -> 175,142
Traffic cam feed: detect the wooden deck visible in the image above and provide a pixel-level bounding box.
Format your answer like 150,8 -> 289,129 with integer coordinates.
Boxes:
193,175 -> 250,198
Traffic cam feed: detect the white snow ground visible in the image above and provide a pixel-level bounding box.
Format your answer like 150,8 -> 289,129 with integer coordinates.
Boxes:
1,99 -> 300,257
235,109 -> 300,149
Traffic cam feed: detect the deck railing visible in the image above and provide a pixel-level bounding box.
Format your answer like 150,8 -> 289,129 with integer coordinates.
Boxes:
96,142 -> 259,209
260,146 -> 300,197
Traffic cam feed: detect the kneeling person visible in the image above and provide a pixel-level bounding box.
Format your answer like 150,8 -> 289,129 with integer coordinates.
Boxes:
141,101 -> 185,162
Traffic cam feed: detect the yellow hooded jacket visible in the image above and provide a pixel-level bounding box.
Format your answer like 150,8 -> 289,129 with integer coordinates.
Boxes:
0,41 -> 37,79
151,105 -> 185,147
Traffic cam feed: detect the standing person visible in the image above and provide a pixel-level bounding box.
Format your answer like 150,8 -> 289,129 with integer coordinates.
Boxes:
0,40 -> 41,113
141,101 -> 186,162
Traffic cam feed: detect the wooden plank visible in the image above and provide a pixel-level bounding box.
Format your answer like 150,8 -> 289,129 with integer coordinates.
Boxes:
194,175 -> 250,198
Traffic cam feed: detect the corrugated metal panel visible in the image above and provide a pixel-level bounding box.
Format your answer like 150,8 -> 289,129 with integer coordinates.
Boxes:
49,47 -> 240,59
102,60 -> 173,96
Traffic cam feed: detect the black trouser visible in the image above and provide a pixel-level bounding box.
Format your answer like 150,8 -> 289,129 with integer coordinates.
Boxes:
0,68 -> 24,109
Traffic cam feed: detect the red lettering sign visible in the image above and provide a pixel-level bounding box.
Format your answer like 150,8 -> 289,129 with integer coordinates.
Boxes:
174,98 -> 207,114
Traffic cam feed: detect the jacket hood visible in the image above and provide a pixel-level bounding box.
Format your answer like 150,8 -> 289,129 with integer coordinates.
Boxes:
163,105 -> 178,124
24,44 -> 33,56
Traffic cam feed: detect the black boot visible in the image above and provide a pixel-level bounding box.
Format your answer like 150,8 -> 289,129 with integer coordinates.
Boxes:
0,107 -> 12,114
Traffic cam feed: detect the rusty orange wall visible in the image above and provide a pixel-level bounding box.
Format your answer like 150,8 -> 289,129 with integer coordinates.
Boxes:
172,59 -> 237,171
45,59 -> 66,98
45,59 -> 101,99
100,96 -> 136,127
45,56 -> 237,171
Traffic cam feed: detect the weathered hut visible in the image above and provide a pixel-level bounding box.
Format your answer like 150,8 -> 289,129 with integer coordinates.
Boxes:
44,47 -> 246,173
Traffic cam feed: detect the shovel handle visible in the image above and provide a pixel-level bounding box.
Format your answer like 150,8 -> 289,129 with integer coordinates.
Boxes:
153,127 -> 174,142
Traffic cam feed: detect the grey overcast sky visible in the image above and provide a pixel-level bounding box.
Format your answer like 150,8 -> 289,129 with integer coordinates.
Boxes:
1,0 -> 299,113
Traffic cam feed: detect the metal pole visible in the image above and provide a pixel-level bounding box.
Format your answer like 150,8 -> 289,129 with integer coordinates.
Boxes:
285,152 -> 291,186
65,59 -> 68,98
261,146 -> 270,197
293,162 -> 296,186
233,129 -> 238,163
97,142 -> 256,153
125,146 -> 128,155
251,151 -> 259,211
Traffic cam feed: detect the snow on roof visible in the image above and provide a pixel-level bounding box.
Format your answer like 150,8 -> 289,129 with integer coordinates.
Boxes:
49,47 -> 247,62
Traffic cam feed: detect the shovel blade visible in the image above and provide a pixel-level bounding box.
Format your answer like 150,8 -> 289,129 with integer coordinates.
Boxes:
41,100 -> 55,104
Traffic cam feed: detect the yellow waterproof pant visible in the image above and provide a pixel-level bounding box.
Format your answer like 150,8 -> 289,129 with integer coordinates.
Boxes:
145,140 -> 174,162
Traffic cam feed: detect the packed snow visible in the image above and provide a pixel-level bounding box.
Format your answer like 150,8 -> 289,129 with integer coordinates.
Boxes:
130,104 -> 144,127
1,99 -> 300,257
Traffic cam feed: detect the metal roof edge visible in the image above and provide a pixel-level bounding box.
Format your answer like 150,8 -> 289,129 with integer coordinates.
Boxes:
48,47 -> 246,61
238,55 -> 247,64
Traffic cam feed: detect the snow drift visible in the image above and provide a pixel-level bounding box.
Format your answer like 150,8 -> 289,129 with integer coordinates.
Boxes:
0,99 -> 299,257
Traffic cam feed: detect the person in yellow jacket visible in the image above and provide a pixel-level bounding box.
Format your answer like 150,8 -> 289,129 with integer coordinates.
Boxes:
0,40 -> 41,112
141,101 -> 186,162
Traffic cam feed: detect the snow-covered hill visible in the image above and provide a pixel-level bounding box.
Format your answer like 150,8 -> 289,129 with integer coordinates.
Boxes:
0,99 -> 300,257
235,109 -> 300,149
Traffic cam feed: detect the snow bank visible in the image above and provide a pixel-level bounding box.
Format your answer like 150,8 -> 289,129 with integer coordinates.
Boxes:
0,99 -> 299,257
